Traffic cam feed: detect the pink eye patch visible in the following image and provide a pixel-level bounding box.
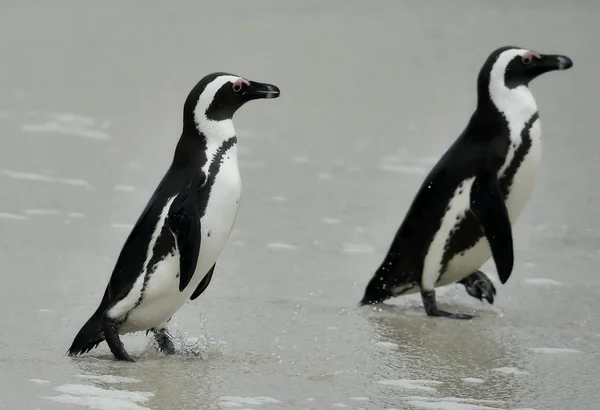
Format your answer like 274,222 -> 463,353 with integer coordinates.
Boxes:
232,78 -> 250,88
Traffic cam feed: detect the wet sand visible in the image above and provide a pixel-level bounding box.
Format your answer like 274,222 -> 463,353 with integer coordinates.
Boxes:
1,1 -> 599,409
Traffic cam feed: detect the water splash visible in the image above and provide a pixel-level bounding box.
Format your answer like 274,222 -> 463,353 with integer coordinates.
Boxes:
144,330 -> 226,360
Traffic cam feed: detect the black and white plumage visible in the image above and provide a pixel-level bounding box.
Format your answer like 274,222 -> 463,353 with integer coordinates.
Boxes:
68,72 -> 280,361
361,46 -> 573,318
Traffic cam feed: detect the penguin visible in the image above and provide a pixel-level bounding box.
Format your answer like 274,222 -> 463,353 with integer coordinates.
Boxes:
360,46 -> 573,319
68,72 -> 280,361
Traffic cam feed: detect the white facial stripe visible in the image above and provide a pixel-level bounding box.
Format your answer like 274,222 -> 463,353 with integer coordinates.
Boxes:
193,75 -> 241,146
488,48 -> 539,176
489,49 -> 527,87
194,75 -> 240,121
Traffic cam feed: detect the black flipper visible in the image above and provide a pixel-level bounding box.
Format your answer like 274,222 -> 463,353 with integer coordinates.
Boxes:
459,270 -> 497,304
102,317 -> 135,362
421,289 -> 473,320
470,173 -> 514,284
167,189 -> 202,292
190,263 -> 216,301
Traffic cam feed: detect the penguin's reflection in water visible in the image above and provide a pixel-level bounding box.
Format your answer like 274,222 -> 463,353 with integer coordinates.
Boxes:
364,306 -> 531,409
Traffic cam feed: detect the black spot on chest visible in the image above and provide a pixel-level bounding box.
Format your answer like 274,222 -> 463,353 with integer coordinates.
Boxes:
197,136 -> 237,215
498,112 -> 539,198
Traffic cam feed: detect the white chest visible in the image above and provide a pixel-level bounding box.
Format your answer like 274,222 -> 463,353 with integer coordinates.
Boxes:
502,116 -> 542,223
182,144 -> 242,298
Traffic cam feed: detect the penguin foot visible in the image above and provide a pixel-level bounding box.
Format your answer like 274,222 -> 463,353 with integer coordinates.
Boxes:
153,329 -> 176,355
102,319 -> 135,362
421,289 -> 474,320
459,270 -> 497,304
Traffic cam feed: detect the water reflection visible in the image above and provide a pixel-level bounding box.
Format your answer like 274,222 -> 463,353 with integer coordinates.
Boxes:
364,305 -> 530,409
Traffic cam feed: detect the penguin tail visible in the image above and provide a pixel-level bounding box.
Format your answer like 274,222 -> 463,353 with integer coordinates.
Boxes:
67,314 -> 105,357
360,271 -> 392,306
360,255 -> 412,306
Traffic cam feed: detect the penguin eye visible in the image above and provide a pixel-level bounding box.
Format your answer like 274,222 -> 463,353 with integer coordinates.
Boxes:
522,56 -> 532,65
231,78 -> 249,93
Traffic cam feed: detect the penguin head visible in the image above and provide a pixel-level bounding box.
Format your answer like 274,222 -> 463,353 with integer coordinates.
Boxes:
481,46 -> 573,90
183,72 -> 280,131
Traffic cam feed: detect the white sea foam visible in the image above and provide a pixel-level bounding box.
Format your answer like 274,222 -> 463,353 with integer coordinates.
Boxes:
111,223 -> 134,230
461,378 -> 485,384
46,383 -> 153,410
401,396 -> 503,410
0,212 -> 27,220
61,178 -> 91,187
29,379 -> 51,384
53,384 -> 152,402
317,172 -> 334,180
376,342 -> 399,349
24,209 -> 60,216
46,395 -> 150,410
292,156 -> 309,163
492,367 -> 529,375
21,112 -> 111,141
403,400 -> 499,410
530,347 -> 581,354
218,396 -> 281,405
218,402 -> 243,408
2,170 -> 55,182
267,242 -> 297,250
114,185 -> 136,193
524,278 -> 562,286
375,379 -> 442,391
1,169 -> 93,189
342,243 -> 374,254
78,375 -> 141,384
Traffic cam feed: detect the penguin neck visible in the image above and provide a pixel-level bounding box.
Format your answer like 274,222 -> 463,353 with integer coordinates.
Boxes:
487,82 -> 537,126
470,76 -> 538,142
476,65 -> 538,127
174,118 -> 238,172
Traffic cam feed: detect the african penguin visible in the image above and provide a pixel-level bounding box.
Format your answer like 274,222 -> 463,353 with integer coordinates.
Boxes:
361,46 -> 573,319
68,72 -> 280,361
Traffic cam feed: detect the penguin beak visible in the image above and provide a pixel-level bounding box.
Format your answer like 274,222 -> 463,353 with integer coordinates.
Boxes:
243,81 -> 280,100
530,54 -> 573,77
540,54 -> 573,71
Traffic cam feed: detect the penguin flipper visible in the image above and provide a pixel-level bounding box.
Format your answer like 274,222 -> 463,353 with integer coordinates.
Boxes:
168,190 -> 202,292
190,263 -> 216,301
470,172 -> 514,284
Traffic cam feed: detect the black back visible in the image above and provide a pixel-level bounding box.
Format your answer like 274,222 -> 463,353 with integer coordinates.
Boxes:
95,136 -> 205,317
379,112 -> 510,280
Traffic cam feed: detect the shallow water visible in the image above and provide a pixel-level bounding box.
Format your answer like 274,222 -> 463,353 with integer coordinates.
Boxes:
1,1 -> 599,409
